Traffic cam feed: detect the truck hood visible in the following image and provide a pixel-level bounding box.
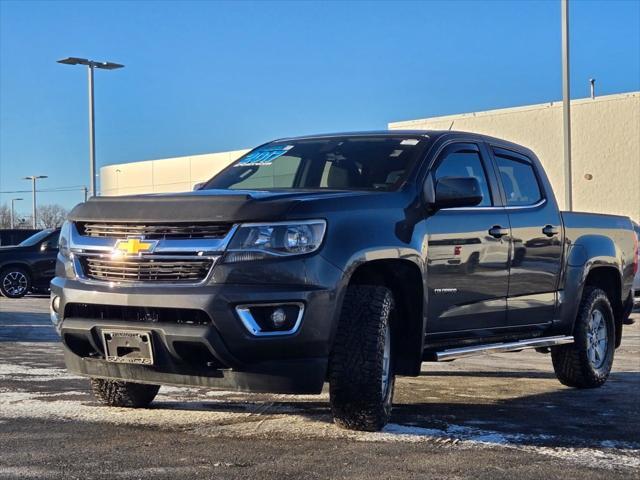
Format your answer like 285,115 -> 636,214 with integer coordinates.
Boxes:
67,189 -> 375,223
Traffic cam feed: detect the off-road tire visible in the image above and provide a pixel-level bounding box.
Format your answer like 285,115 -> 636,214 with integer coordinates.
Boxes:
329,285 -> 395,432
0,267 -> 31,298
551,287 -> 615,388
90,378 -> 160,407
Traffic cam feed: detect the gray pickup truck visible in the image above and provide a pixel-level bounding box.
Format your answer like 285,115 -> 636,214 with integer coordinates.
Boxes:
51,131 -> 637,431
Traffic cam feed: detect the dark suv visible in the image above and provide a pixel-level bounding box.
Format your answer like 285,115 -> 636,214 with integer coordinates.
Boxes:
0,228 -> 60,298
51,131 -> 637,431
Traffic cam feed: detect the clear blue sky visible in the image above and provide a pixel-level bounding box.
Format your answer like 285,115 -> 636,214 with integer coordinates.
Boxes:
1,0 -> 639,213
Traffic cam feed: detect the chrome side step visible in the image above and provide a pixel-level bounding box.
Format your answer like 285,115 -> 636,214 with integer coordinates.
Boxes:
434,335 -> 574,361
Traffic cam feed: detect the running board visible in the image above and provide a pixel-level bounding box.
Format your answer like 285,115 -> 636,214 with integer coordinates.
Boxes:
434,335 -> 574,361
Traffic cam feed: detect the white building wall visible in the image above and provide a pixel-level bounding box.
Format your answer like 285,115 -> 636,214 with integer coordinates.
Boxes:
389,92 -> 640,222
100,149 -> 249,196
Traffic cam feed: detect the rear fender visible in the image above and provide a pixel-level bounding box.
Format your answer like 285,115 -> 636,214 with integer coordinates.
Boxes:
560,234 -> 622,333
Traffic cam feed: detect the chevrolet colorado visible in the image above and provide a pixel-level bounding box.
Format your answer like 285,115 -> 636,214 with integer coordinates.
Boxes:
51,131 -> 637,431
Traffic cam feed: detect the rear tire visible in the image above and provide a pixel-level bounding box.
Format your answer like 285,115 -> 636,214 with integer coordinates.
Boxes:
329,285 -> 395,432
90,378 -> 160,407
551,287 -> 615,388
0,267 -> 31,298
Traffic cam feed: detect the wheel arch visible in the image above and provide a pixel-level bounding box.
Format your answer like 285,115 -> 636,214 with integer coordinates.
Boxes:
0,262 -> 32,276
583,266 -> 624,348
345,258 -> 425,376
561,233 -> 626,348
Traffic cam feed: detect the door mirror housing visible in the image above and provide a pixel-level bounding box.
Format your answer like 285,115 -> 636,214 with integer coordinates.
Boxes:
433,177 -> 483,209
192,182 -> 205,191
40,241 -> 55,252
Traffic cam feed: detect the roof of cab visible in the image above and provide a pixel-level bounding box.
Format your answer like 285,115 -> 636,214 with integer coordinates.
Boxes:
271,130 -> 539,163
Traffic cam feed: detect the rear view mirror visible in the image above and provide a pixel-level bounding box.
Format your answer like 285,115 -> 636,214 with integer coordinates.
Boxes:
434,177 -> 483,209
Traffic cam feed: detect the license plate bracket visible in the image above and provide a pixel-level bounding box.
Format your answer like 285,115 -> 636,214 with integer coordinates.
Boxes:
102,330 -> 154,365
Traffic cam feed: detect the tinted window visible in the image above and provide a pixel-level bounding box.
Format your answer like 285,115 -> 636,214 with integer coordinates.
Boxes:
494,153 -> 542,206
18,229 -> 55,247
434,149 -> 492,207
223,155 -> 302,190
204,136 -> 426,192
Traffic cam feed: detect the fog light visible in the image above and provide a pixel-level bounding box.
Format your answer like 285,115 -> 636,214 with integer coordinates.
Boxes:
236,303 -> 304,336
52,296 -> 60,313
270,308 -> 287,328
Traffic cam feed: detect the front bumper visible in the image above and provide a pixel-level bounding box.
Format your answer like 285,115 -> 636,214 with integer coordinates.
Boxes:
51,256 -> 343,394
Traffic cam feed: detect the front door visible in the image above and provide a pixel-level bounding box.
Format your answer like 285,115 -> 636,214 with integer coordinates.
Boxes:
424,142 -> 511,334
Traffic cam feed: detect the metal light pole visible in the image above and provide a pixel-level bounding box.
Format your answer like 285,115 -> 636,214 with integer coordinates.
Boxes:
10,198 -> 23,229
23,176 -> 47,229
57,57 -> 124,198
561,0 -> 573,211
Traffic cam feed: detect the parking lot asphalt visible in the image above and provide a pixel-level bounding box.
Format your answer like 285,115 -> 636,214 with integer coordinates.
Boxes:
0,296 -> 638,479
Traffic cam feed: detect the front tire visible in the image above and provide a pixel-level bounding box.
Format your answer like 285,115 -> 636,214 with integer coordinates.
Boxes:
329,285 -> 395,432
0,267 -> 31,298
551,287 -> 615,388
90,378 -> 160,407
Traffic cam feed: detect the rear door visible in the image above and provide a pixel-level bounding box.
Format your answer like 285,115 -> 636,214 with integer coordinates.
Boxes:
489,146 -> 564,327
424,142 -> 511,334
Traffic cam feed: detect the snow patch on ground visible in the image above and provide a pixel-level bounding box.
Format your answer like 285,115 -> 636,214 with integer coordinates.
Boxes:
0,362 -> 82,381
1,387 -> 639,472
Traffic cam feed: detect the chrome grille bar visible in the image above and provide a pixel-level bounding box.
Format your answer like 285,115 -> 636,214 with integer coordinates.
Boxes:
78,255 -> 214,283
78,222 -> 233,239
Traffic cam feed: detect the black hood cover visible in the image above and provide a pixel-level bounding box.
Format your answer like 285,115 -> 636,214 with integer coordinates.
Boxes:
67,189 -> 361,223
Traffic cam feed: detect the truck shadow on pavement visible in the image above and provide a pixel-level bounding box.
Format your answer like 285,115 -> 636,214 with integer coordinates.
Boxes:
147,370 -> 639,450
0,312 -> 59,342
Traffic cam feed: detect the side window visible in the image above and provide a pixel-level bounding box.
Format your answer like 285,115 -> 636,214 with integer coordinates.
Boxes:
434,149 -> 492,207
494,152 -> 542,206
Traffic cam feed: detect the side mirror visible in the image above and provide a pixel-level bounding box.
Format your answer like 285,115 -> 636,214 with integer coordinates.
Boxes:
40,241 -> 54,252
192,182 -> 205,191
433,177 -> 483,209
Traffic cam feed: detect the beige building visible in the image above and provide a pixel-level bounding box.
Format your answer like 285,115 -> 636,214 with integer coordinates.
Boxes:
101,91 -> 639,222
100,149 -> 249,196
389,91 -> 640,222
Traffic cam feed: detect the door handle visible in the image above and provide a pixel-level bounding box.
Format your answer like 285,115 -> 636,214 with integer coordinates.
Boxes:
488,226 -> 509,239
542,224 -> 559,237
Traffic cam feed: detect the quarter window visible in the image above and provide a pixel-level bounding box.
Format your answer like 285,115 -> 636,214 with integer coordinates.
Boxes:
434,149 -> 492,207
494,152 -> 542,206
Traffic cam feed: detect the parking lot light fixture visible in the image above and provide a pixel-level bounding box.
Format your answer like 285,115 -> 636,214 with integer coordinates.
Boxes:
10,198 -> 23,229
57,57 -> 125,198
23,176 -> 47,229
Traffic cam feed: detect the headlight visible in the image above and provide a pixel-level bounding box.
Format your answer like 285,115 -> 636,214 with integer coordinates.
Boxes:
224,220 -> 326,263
58,220 -> 72,259
57,220 -> 76,278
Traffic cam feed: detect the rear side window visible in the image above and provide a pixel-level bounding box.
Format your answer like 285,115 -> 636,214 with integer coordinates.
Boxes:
434,150 -> 492,207
494,152 -> 542,206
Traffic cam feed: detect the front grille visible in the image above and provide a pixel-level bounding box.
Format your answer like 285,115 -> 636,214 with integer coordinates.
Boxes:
77,222 -> 233,239
79,256 -> 213,283
64,303 -> 211,325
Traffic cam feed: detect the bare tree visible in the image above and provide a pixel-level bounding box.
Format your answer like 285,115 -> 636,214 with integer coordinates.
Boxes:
0,204 -> 10,229
36,204 -> 68,229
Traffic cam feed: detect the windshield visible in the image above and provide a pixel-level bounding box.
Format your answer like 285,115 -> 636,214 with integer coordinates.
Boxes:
203,136 -> 427,192
18,229 -> 55,247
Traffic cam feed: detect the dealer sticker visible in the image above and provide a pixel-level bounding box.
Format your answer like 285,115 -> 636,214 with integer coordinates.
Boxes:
234,145 -> 293,167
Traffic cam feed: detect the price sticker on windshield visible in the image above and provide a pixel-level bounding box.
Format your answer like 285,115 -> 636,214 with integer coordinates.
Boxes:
235,145 -> 293,167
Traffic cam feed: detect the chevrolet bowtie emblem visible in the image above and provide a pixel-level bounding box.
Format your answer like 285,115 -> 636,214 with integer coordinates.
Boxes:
113,237 -> 158,256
